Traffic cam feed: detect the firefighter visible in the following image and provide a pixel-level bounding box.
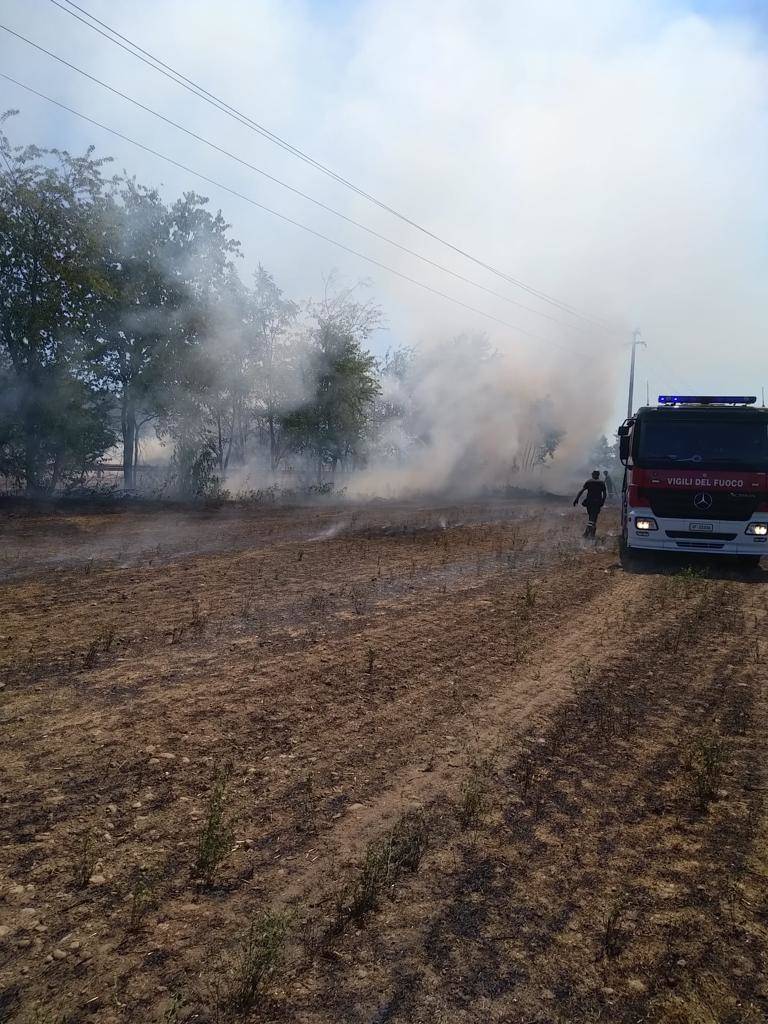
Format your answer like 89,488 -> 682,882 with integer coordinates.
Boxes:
573,470 -> 607,538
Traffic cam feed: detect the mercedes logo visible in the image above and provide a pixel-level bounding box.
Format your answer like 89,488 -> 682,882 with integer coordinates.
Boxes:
694,492 -> 713,510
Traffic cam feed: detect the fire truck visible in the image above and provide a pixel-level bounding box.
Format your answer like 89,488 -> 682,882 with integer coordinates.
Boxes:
618,396 -> 768,564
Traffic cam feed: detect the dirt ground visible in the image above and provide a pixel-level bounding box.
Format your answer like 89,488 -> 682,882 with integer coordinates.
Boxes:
0,498 -> 766,1024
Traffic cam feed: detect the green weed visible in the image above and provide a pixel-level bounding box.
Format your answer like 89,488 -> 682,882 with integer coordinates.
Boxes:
194,773 -> 233,887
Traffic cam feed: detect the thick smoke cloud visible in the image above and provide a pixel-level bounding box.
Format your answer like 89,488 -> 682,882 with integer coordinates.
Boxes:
2,0 -> 768,493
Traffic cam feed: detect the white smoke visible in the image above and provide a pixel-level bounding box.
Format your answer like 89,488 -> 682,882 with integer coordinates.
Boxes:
3,0 -> 768,493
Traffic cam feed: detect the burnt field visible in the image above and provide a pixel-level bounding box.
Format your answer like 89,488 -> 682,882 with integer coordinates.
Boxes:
1,500 -> 767,1024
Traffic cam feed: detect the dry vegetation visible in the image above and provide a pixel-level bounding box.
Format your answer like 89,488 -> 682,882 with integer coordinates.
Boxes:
0,499 -> 766,1023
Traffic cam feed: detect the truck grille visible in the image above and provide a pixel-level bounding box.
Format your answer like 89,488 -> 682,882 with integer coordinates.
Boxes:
642,488 -> 759,521
674,540 -> 726,550
665,530 -> 738,541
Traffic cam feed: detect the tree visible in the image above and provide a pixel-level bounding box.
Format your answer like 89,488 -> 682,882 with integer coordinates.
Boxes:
250,266 -> 300,472
89,181 -> 177,488
369,346 -> 417,461
0,112 -> 116,492
92,186 -> 241,489
284,285 -> 381,480
589,434 -> 620,472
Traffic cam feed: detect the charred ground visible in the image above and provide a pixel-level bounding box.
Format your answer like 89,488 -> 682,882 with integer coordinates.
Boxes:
0,500 -> 766,1023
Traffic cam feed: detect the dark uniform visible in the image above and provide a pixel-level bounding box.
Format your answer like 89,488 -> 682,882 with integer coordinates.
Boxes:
574,475 -> 607,538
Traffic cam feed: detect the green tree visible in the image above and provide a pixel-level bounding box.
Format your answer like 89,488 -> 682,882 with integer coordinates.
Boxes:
249,266 -> 300,472
92,187 -> 240,489
284,308 -> 380,480
0,113 -> 116,492
89,182 -> 177,488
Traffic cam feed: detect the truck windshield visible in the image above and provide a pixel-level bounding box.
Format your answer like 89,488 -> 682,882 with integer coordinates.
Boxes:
636,415 -> 768,469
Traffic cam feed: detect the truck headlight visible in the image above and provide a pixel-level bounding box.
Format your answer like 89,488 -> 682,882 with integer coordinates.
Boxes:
746,523 -> 768,536
635,518 -> 658,531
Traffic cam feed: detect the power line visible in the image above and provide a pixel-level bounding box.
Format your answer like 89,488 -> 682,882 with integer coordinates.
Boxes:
0,71 -> 577,351
0,22 -> 599,337
47,0 -> 612,329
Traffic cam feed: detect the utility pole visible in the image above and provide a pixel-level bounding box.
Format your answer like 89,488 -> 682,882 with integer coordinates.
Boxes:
646,379 -> 650,405
627,329 -> 646,418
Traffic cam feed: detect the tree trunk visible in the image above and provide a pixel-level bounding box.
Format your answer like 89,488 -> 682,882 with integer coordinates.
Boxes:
216,409 -> 224,476
50,446 -> 65,493
122,390 -> 136,490
268,412 -> 278,472
133,423 -> 140,479
22,389 -> 44,496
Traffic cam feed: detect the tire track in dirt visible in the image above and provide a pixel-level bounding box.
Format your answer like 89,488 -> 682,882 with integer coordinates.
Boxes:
290,577 -> 768,1024
2,536 -> 624,1022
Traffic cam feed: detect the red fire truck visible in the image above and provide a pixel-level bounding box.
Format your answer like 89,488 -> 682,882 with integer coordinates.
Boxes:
618,396 -> 768,564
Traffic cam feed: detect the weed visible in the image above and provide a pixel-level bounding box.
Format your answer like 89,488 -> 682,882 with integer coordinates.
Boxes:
128,874 -> 154,932
366,646 -> 376,674
347,842 -> 391,920
308,591 -> 328,616
226,912 -> 289,1012
602,900 -> 627,958
518,745 -> 538,799
677,566 -> 706,584
569,659 -> 592,692
549,707 -> 572,756
22,1008 -> 67,1024
688,735 -> 726,811
190,597 -> 206,629
170,625 -> 185,645
524,580 -> 537,608
331,810 -> 427,934
194,773 -> 233,887
162,993 -> 184,1023
297,772 -> 318,832
350,585 -> 370,615
72,831 -> 97,889
389,809 -> 427,872
82,637 -> 102,669
457,773 -> 488,830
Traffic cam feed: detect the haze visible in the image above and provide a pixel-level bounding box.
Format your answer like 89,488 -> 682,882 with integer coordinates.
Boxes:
2,0 -> 767,445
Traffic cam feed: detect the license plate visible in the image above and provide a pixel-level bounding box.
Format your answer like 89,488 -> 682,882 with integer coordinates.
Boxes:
689,522 -> 714,532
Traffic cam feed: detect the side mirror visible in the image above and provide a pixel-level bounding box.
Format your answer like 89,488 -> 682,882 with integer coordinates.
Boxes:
619,434 -> 630,463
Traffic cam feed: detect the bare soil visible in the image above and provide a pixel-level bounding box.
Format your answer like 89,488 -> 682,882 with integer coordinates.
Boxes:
0,500 -> 766,1024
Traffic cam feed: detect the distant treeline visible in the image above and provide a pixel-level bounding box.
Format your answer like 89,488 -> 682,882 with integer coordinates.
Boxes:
0,112 -> 410,496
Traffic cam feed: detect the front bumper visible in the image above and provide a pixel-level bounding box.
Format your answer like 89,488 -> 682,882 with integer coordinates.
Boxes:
626,508 -> 768,555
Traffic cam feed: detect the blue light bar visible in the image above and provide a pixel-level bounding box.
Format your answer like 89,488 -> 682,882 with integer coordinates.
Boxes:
658,395 -> 756,406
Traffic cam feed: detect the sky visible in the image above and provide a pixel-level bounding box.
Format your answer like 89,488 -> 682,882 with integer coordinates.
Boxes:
2,0 -> 768,440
